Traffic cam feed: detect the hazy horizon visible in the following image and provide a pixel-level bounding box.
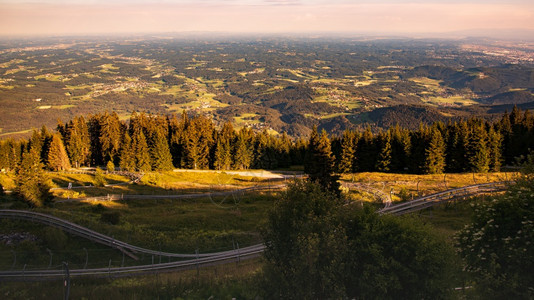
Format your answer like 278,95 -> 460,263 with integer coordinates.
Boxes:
1,0 -> 533,39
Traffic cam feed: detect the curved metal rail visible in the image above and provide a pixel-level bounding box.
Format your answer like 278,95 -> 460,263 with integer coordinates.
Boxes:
378,181 -> 509,216
0,244 -> 265,280
0,209 -> 261,259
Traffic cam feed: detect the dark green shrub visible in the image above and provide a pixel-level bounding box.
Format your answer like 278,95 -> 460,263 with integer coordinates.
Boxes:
101,211 -> 120,225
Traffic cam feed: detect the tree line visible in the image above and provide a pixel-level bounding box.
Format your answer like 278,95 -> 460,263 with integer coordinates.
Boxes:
0,106 -> 532,176
0,111 -> 304,174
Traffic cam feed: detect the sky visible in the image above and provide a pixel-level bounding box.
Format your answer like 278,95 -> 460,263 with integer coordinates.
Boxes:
1,0 -> 533,37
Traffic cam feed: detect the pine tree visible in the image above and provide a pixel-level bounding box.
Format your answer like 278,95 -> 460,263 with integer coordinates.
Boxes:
467,120 -> 489,173
119,132 -> 136,172
167,113 -> 184,168
65,116 -> 91,168
47,133 -> 71,171
276,132 -> 292,169
375,131 -> 392,172
305,127 -> 340,195
182,115 -> 214,169
424,127 -> 446,174
214,138 -> 232,170
29,129 -> 43,156
233,131 -> 253,169
338,130 -> 355,173
253,130 -> 278,169
409,125 -> 428,174
88,115 -> 101,166
0,139 -> 23,172
106,160 -> 115,173
133,130 -> 151,172
15,150 -> 52,207
356,127 -> 376,172
488,126 -> 503,172
150,130 -> 174,171
390,125 -> 410,173
99,112 -> 122,164
39,126 -> 53,165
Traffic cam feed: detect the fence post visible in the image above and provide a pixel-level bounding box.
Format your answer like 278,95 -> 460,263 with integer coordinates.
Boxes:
10,250 -> 16,269
83,248 -> 88,269
47,248 -> 53,269
195,249 -> 199,276
62,262 -> 70,300
236,242 -> 240,266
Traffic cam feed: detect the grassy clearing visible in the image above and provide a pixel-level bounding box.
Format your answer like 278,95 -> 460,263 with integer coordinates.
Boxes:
99,64 -> 119,73
34,74 -> 64,81
320,113 -> 350,119
410,77 -> 442,89
233,113 -> 261,126
425,95 -> 478,106
49,192 -> 276,252
47,172 -> 130,188
64,84 -> 92,90
354,80 -> 376,87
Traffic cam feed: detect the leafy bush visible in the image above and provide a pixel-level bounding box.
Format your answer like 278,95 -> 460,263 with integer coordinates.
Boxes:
101,211 -> 121,225
398,186 -> 412,201
42,227 -> 68,250
456,154 -> 534,299
94,168 -> 107,187
106,160 -> 115,173
261,180 -> 454,299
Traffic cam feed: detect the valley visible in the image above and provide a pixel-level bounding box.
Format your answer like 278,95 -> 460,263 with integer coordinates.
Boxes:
1,36 -> 533,138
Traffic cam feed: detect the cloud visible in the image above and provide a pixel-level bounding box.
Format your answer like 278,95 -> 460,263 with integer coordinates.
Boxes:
263,0 -> 301,5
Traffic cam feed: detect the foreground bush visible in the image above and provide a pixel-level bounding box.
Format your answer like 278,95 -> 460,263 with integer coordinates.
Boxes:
261,180 -> 454,299
456,154 -> 534,299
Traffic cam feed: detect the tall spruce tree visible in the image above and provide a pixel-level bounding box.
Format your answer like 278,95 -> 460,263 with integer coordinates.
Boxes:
0,139 -> 23,172
424,127 -> 446,174
276,132 -> 292,169
99,112 -> 122,164
488,126 -> 503,172
390,125 -> 410,173
65,116 -> 91,168
356,127 -> 376,172
133,130 -> 151,172
233,131 -> 253,169
119,132 -> 136,172
47,133 -> 71,171
182,115 -> 214,169
253,130 -> 278,169
150,130 -> 174,171
409,124 -> 428,174
338,130 -> 355,173
375,131 -> 392,172
15,150 -> 52,207
214,138 -> 232,170
467,120 -> 489,173
305,127 -> 340,195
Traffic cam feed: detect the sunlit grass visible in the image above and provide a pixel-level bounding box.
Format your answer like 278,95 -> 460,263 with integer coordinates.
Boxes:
425,95 -> 478,106
340,172 -> 516,202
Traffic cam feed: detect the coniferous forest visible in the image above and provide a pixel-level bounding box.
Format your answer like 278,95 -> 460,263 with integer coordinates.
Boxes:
0,106 -> 532,176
